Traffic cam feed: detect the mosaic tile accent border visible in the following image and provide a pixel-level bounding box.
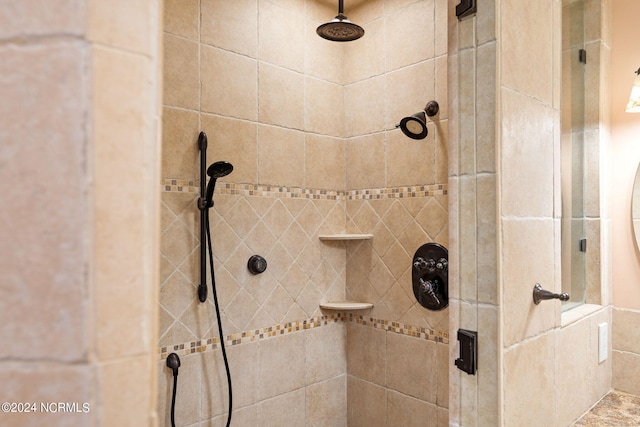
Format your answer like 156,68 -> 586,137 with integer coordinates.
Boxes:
158,313 -> 449,360
349,314 -> 449,343
161,180 -> 447,200
346,184 -> 447,200
162,179 -> 198,193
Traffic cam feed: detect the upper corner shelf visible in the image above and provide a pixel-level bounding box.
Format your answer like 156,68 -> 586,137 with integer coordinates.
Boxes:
318,234 -> 373,241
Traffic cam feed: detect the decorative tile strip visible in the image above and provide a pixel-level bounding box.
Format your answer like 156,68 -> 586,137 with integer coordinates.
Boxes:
346,313 -> 449,343
346,184 -> 447,200
218,183 -> 345,200
162,179 -> 199,193
161,180 -> 447,201
158,312 -> 448,360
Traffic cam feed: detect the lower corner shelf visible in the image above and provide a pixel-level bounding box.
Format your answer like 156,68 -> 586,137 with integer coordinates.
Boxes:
318,234 -> 373,241
319,301 -> 374,311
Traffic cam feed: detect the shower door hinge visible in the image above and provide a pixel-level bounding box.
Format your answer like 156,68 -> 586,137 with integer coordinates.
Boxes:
456,0 -> 477,20
579,238 -> 587,252
455,329 -> 477,375
579,49 -> 587,64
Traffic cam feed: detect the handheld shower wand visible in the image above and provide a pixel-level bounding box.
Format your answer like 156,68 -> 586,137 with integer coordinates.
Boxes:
204,161 -> 234,208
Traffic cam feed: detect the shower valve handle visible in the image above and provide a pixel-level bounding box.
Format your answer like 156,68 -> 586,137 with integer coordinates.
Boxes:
419,277 -> 440,306
413,257 -> 435,271
436,258 -> 448,271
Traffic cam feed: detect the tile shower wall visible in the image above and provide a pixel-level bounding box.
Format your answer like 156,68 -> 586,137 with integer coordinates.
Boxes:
160,1 -> 449,425
1,2 -> 162,427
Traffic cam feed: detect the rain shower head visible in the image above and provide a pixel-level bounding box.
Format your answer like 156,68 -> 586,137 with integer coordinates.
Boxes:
317,0 -> 364,42
396,101 -> 439,140
204,161 -> 234,206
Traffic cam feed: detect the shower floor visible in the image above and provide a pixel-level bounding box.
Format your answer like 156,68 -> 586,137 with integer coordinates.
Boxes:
573,390 -> 640,426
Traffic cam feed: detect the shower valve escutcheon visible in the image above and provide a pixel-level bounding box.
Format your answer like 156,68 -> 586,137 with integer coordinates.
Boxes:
412,243 -> 449,311
532,283 -> 570,305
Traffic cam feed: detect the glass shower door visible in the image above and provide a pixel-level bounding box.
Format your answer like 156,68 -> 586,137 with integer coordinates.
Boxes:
561,0 -> 587,310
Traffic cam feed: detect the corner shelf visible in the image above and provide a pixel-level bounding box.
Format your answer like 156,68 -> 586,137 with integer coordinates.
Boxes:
318,234 -> 373,312
318,234 -> 373,241
319,301 -> 374,311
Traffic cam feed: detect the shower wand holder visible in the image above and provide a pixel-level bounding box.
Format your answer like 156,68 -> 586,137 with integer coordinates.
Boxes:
198,197 -> 210,211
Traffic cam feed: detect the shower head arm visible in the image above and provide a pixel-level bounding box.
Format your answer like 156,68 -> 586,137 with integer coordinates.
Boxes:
338,0 -> 344,14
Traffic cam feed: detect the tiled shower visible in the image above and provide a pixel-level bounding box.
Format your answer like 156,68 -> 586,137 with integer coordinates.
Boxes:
159,0 -> 450,425
4,0 -> 638,426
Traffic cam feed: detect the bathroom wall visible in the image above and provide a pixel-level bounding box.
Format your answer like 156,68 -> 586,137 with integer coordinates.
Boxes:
0,1 -> 161,426
610,0 -> 640,397
450,0 -> 612,426
159,0 -> 449,425
497,0 -> 612,425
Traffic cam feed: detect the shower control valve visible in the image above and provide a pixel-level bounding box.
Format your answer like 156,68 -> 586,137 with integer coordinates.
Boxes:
412,243 -> 448,311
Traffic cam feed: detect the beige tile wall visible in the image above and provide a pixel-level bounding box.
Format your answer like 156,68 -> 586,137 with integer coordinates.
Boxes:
160,0 -> 449,425
448,0 -> 502,422
613,308 -> 640,396
346,322 -> 449,427
0,1 -> 162,426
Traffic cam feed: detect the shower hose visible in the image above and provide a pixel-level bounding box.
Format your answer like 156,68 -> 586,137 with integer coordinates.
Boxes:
166,352 -> 180,427
170,369 -> 178,427
205,212 -> 233,427
167,213 -> 232,427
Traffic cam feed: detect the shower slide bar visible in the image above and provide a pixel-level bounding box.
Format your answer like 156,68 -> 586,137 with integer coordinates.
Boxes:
197,132 -> 208,302
196,132 -> 233,302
